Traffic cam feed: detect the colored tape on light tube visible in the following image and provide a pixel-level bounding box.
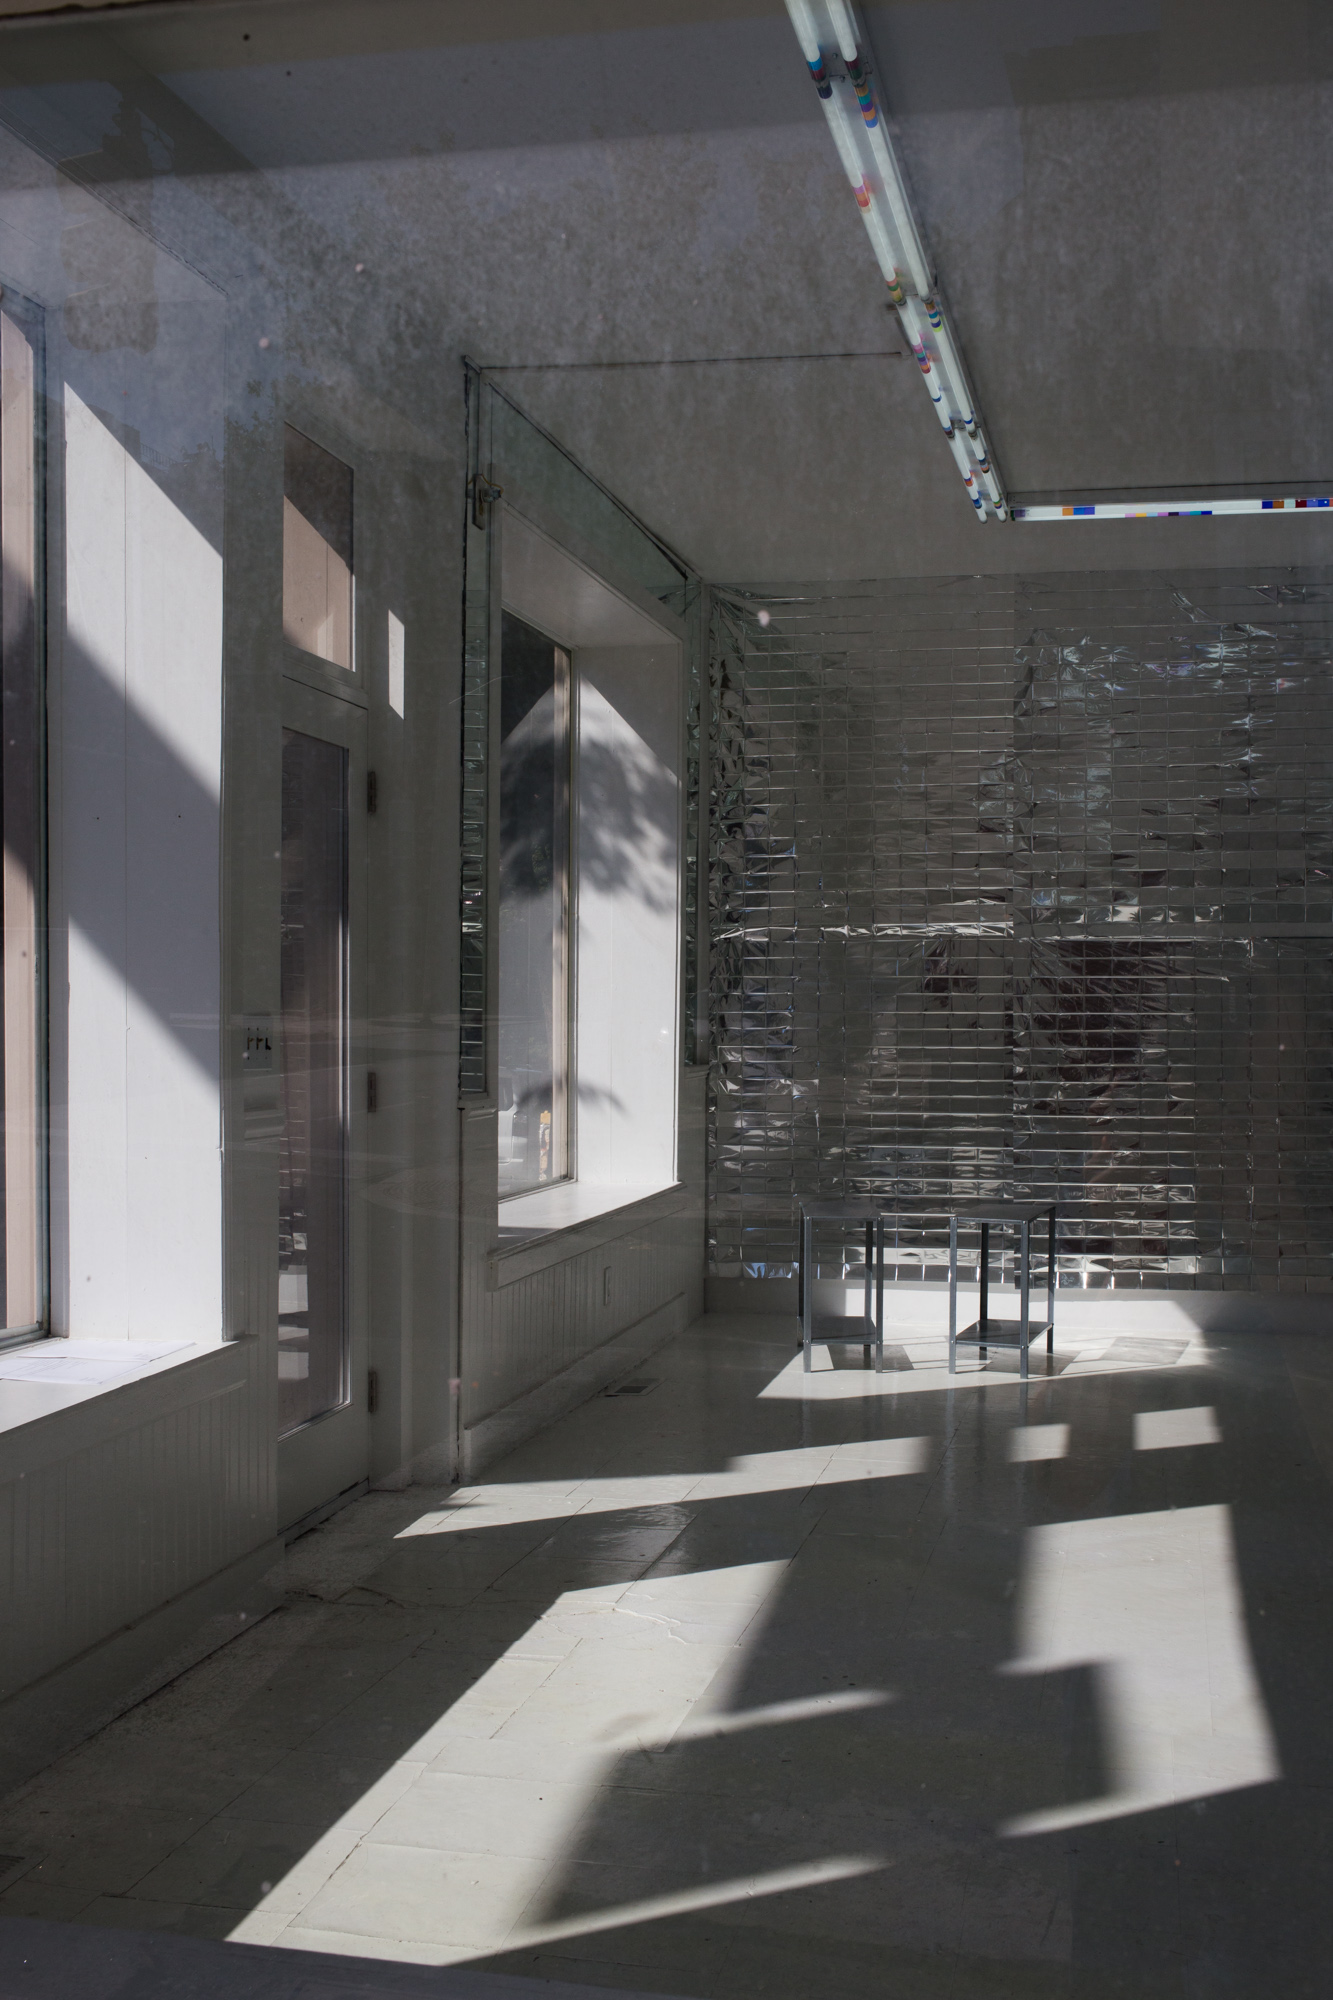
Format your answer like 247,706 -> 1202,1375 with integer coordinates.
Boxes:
1010,497 -> 1333,520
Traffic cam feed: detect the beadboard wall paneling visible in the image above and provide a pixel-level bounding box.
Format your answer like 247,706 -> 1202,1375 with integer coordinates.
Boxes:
0,1338 -> 273,1704
459,1068 -> 707,1450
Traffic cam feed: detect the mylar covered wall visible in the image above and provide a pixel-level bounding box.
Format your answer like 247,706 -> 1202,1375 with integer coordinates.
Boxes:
709,568 -> 1333,1292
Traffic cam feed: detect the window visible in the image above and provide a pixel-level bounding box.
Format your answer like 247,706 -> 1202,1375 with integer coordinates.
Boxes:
0,302 -> 42,1337
283,427 -> 353,670
278,729 -> 349,1433
498,611 -> 571,1198
494,511 -> 683,1221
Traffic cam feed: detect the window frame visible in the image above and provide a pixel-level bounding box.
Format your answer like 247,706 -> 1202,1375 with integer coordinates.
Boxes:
492,502 -> 686,1229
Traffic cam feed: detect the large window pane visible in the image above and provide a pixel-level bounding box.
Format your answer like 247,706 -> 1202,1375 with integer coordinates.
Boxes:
498,612 -> 569,1197
0,303 -> 41,1335
279,729 -> 349,1432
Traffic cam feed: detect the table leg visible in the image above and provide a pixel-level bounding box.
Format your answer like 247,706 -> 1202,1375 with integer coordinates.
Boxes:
875,1215 -> 885,1373
1047,1208 -> 1056,1354
863,1217 -> 872,1368
796,1210 -> 804,1350
948,1216 -> 958,1374
802,1213 -> 812,1373
1019,1219 -> 1030,1381
979,1223 -> 989,1357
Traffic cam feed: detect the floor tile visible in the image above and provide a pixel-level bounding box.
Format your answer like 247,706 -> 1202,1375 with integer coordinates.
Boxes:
1,1312 -> 1326,1997
367,1768 -> 594,1860
295,1840 -> 552,1948
132,1817 -> 361,1914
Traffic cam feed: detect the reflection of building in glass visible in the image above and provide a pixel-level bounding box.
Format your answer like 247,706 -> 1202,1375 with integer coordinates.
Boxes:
277,729 -> 349,1436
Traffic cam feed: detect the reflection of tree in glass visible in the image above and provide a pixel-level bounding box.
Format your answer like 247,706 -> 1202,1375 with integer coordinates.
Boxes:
500,611 -> 561,901
500,731 -> 556,899
499,613 -> 567,1190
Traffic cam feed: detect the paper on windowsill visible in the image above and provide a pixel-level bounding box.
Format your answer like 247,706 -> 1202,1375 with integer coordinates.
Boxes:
0,1340 -> 193,1385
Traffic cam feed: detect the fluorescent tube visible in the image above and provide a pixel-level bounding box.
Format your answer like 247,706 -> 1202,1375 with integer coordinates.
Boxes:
1013,497 -> 1333,520
825,0 -> 860,62
786,0 -> 826,73
782,0 -> 1005,520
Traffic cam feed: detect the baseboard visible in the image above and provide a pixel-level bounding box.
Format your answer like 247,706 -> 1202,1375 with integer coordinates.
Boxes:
462,1292 -> 693,1479
399,1438 -> 455,1487
283,1478 -> 369,1544
0,1535 -> 285,1804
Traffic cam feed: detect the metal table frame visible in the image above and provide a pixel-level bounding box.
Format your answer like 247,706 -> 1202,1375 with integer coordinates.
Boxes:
797,1199 -> 884,1374
948,1203 -> 1057,1379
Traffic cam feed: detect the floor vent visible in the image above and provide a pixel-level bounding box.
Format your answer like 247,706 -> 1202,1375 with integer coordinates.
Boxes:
603,1378 -> 658,1398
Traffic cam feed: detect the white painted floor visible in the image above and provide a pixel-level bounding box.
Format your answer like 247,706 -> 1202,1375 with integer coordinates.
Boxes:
2,1309 -> 1331,1998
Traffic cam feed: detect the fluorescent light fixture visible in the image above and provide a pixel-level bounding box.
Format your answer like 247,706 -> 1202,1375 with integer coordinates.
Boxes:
1014,496 -> 1333,521
787,6 -> 1323,529
784,0 -> 1006,520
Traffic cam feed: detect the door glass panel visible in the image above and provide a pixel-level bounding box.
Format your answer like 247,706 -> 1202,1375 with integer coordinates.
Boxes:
498,612 -> 569,1197
279,728 -> 349,1433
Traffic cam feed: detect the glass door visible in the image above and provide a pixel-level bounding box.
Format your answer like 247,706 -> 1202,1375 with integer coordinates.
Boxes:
278,726 -> 348,1433
276,678 -> 368,1530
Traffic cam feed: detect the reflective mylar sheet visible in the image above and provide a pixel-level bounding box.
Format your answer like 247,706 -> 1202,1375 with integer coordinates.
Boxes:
709,570 -> 1333,1290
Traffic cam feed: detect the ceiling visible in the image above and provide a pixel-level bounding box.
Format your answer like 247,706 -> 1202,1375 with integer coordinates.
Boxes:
2,0 -> 1331,580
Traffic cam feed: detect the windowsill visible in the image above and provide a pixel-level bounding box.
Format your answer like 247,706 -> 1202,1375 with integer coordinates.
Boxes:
499,1179 -> 677,1235
491,1180 -> 690,1288
0,1338 -> 238,1447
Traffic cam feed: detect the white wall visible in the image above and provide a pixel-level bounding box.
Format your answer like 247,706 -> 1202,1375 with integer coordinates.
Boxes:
60,388 -> 224,1341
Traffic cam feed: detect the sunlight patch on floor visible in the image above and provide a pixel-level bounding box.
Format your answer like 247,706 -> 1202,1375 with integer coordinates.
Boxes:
1000,1502 -> 1279,1835
1134,1405 -> 1222,1450
394,1434 -> 931,1538
761,1329 -> 1211,1399
228,1559 -> 797,1955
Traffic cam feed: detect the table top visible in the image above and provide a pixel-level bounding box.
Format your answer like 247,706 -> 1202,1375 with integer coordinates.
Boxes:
797,1198 -> 1058,1225
947,1202 -> 1057,1224
798,1199 -> 883,1222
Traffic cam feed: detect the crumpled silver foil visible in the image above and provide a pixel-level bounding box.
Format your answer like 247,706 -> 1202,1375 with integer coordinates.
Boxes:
708,570 -> 1333,1291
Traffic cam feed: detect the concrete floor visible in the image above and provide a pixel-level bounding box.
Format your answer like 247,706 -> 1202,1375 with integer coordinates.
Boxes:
2,1307 -> 1332,1998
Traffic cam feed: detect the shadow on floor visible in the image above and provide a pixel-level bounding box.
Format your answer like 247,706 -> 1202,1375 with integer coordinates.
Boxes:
0,1911 -> 688,1999
0,1315 -> 1330,1997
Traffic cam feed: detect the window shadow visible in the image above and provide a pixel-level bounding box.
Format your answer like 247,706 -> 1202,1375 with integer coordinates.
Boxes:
4,1327 -> 1319,1996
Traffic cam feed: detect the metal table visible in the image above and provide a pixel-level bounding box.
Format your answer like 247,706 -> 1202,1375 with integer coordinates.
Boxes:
797,1199 -> 884,1374
947,1202 -> 1056,1379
